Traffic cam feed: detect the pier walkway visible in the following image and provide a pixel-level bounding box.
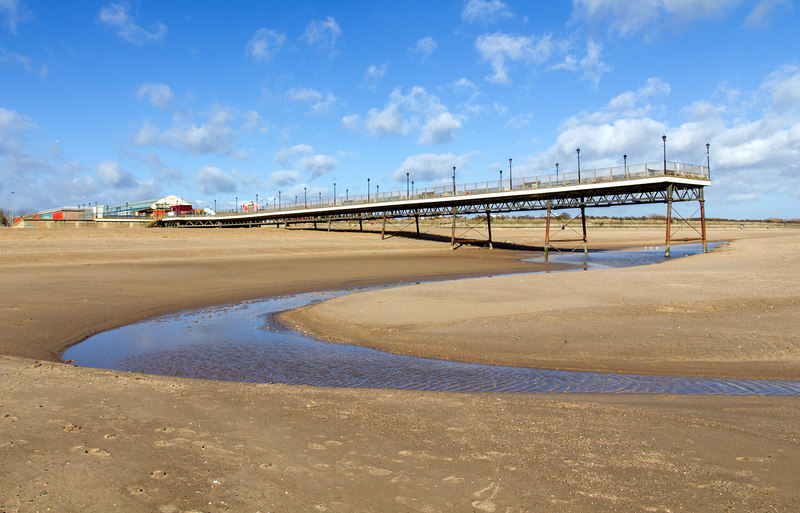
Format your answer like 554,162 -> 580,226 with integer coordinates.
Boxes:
156,161 -> 711,256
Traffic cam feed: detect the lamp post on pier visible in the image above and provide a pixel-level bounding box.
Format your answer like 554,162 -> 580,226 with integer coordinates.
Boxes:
508,158 -> 512,189
406,172 -> 410,198
706,142 -> 711,179
304,187 -> 307,208
452,166 -> 456,194
555,163 -> 559,183
278,190 -> 281,209
333,183 -> 336,205
624,154 -> 628,177
367,178 -> 370,201
576,148 -> 581,182
662,135 -> 667,175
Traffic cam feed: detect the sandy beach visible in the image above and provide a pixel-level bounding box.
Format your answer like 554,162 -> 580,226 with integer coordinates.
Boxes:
1,225 -> 799,512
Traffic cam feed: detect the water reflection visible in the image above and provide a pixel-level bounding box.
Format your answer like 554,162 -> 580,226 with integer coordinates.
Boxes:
62,243 -> 800,395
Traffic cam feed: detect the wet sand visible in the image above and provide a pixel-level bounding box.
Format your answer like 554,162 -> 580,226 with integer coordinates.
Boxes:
1,226 -> 799,512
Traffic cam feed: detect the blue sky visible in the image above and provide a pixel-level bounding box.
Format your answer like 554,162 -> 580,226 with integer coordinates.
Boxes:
1,0 -> 798,219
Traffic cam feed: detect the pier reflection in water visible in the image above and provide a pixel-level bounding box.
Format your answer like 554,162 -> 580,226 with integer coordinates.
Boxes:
63,244 -> 800,395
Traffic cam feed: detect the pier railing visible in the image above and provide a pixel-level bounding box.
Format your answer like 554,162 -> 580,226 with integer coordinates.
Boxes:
202,161 -> 708,216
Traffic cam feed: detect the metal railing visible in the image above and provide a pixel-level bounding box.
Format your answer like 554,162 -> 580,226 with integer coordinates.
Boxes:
194,161 -> 709,217
100,161 -> 708,219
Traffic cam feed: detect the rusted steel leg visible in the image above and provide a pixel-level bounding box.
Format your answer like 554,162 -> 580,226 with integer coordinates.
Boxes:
700,191 -> 707,254
415,213 -> 420,239
327,219 -> 331,232
486,211 -> 493,249
451,207 -> 456,250
381,214 -> 387,240
359,218 -> 363,232
580,202 -> 588,254
665,184 -> 673,258
544,202 -> 551,262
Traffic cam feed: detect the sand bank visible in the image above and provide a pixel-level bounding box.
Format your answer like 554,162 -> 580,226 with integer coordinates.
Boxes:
1,226 -> 799,512
284,229 -> 800,381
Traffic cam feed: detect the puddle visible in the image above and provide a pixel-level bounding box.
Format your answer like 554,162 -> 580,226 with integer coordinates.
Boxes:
62,243 -> 800,395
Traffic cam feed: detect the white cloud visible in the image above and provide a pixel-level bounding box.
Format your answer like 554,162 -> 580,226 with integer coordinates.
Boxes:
347,86 -> 464,144
551,40 -> 610,86
462,0 -> 514,23
98,2 -> 166,44
246,28 -> 286,62
761,64 -> 800,110
269,169 -> 301,186
275,144 -> 313,166
365,102 -> 408,138
393,151 -> 481,182
411,37 -> 437,60
571,0 -> 742,36
136,82 -> 174,109
242,110 -> 265,132
363,63 -> 387,91
133,106 -> 239,155
419,112 -> 462,145
744,0 -> 792,28
297,154 -> 340,179
286,87 -> 338,112
0,0 -> 29,34
195,166 -> 237,194
301,16 -> 341,48
474,32 -> 554,84
96,160 -> 136,189
0,106 -> 36,136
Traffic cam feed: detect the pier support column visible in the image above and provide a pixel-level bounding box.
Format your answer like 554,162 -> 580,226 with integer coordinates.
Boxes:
381,214 -> 387,240
415,213 -> 420,239
486,211 -> 493,250
327,219 -> 331,232
451,207 -> 457,250
665,184 -> 674,258
580,203 -> 588,254
699,190 -> 707,254
544,202 -> 551,262
359,218 -> 363,232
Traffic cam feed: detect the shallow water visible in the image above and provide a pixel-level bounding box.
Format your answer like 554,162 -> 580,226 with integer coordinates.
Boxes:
62,243 -> 800,395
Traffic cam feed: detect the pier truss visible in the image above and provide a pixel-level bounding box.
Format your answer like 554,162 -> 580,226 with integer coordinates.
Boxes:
156,161 -> 710,257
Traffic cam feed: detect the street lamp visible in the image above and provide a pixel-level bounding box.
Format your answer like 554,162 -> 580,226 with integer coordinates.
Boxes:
706,142 -> 711,179
555,163 -> 559,183
499,168 -> 502,189
508,158 -> 512,189
576,148 -> 581,183
406,172 -> 410,198
411,180 -> 414,195
662,135 -> 667,175
623,154 -> 628,178
367,178 -> 370,201
318,191 -> 322,204
304,187 -> 307,208
452,166 -> 456,194
333,182 -> 336,205
235,196 -> 238,213
278,190 -> 281,209
346,188 -> 349,201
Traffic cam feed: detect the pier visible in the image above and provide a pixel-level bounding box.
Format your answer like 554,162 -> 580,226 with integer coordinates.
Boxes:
156,161 -> 711,257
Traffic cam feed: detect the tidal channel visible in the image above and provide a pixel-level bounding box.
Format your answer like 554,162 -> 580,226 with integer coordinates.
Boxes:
62,243 -> 800,395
